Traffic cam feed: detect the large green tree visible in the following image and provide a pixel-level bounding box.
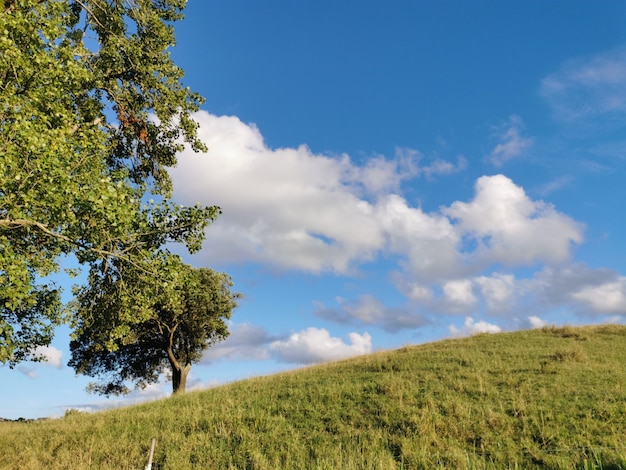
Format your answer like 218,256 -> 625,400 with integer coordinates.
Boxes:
69,254 -> 239,395
1,0 -> 216,364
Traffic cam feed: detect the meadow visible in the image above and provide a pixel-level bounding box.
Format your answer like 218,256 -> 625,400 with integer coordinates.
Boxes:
1,325 -> 625,469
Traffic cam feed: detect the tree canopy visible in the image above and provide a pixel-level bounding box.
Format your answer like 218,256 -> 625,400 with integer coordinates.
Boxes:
69,254 -> 239,395
1,0 -> 217,364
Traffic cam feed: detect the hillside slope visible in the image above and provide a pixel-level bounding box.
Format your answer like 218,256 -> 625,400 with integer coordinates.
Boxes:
1,325 -> 625,469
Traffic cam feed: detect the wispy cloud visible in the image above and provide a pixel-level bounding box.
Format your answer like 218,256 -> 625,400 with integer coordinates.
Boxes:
486,115 -> 533,167
314,294 -> 429,333
534,175 -> 574,197
201,323 -> 277,364
18,366 -> 37,379
540,46 -> 626,127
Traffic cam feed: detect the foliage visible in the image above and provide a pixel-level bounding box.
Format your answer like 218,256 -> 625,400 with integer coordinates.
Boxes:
0,0 -> 216,364
2,325 -> 626,469
69,254 -> 240,395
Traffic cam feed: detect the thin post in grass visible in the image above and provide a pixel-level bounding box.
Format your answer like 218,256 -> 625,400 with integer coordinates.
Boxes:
145,438 -> 156,470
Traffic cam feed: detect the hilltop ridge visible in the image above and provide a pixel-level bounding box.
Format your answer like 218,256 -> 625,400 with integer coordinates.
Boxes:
1,324 -> 625,469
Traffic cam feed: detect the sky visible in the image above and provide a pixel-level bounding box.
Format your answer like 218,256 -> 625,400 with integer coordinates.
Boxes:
3,0 -> 626,420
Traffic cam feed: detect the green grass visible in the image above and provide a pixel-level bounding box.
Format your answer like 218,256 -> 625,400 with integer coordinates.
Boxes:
2,325 -> 626,469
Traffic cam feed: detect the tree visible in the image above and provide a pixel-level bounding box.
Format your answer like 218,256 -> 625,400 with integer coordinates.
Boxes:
69,254 -> 240,395
1,0 -> 216,364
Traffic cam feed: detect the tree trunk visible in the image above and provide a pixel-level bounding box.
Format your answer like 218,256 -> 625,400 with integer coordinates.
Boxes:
171,362 -> 191,394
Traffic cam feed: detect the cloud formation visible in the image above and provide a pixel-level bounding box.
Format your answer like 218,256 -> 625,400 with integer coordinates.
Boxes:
314,294 -> 429,333
201,323 -> 373,366
449,317 -> 502,336
268,327 -> 372,364
316,263 -> 626,333
18,366 -> 37,379
534,175 -> 574,197
521,265 -> 626,316
171,113 -> 383,273
18,346 -> 64,379
416,265 -> 626,319
201,323 -> 276,363
540,47 -> 626,126
171,113 -> 583,285
475,273 -> 515,313
572,278 -> 626,314
444,174 -> 584,269
487,115 -> 533,166
170,113 -> 472,275
527,316 -> 549,329
168,112 -> 598,333
34,346 -> 63,368
442,279 -> 477,312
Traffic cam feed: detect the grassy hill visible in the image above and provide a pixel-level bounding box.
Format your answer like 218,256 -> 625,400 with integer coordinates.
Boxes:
1,325 -> 626,469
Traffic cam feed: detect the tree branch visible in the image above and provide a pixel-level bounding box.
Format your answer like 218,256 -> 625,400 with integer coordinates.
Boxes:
69,116 -> 105,134
165,323 -> 180,371
74,0 -> 106,30
0,218 -> 140,270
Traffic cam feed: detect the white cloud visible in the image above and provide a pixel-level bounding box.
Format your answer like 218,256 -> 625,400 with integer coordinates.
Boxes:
540,47 -> 626,126
201,323 -> 276,363
522,265 -> 617,311
376,194 -> 462,282
172,115 -> 583,281
203,323 -> 377,366
391,273 -> 434,303
171,112 -> 389,273
527,316 -> 548,329
31,346 -> 63,369
405,284 -> 433,303
372,147 -> 466,183
487,115 -> 533,166
347,148 -> 420,195
475,273 -> 515,313
170,112 -> 471,276
420,155 -> 468,178
18,346 -> 64,377
442,279 -> 477,312
444,174 -> 584,267
572,278 -> 626,314
497,264 -> 626,318
314,294 -> 429,333
269,327 -> 372,364
449,317 -> 502,337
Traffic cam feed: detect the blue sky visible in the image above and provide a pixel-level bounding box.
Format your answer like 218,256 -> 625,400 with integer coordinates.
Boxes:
3,0 -> 626,420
